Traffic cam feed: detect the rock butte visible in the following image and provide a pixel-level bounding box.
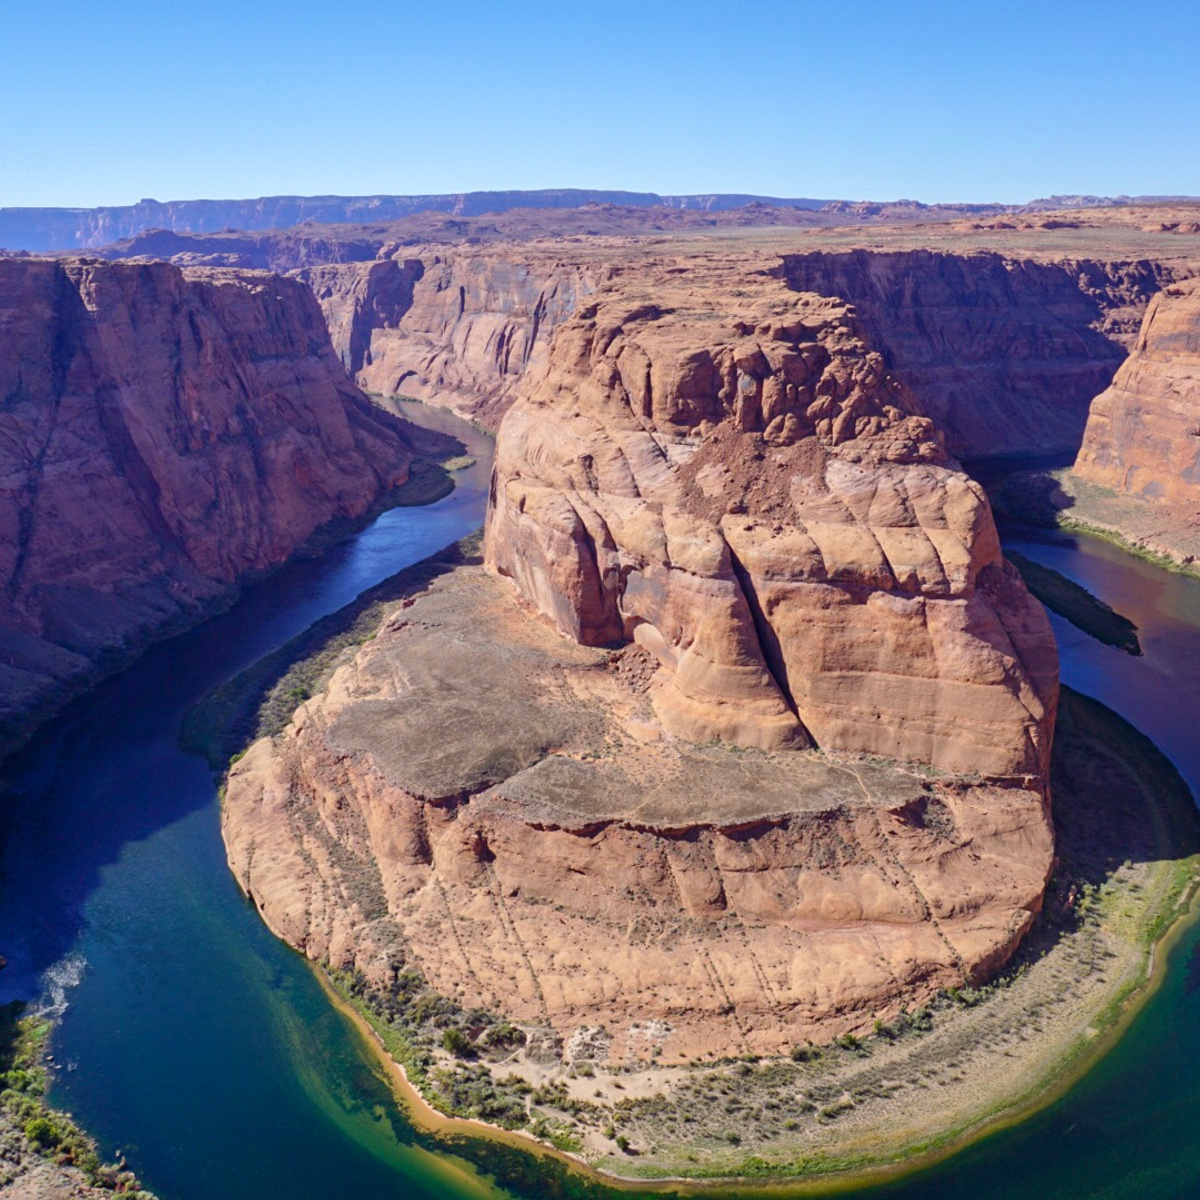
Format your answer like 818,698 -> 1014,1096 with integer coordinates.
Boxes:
224,565 -> 1054,1059
0,258 -> 419,755
486,259 -> 1059,774
223,253 -> 1061,1059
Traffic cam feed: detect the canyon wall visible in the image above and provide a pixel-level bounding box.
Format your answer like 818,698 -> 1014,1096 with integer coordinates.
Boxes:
0,258 -> 416,754
777,250 -> 1173,459
319,247 -> 1175,447
305,251 -> 605,428
485,257 -> 1058,777
1074,278 -> 1200,506
93,229 -> 1184,456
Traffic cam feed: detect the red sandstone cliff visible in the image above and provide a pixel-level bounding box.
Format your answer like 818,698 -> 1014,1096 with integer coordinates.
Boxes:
318,246 -> 1171,456
95,223 -> 1183,457
303,251 -> 604,427
1074,277 -> 1200,506
0,258 -> 416,753
485,256 -> 1058,777
777,250 -> 1172,458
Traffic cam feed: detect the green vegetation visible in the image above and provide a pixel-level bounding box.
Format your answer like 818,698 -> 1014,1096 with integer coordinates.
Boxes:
987,467 -> 1200,581
325,967 -> 537,1132
0,1003 -> 154,1195
442,1027 -> 474,1058
1008,550 -> 1141,654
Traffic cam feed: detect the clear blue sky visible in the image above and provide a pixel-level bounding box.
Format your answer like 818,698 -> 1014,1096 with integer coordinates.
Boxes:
2,0 -> 1196,208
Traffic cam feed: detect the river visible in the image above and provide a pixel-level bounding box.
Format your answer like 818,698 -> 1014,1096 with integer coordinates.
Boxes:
2,416 -> 1200,1200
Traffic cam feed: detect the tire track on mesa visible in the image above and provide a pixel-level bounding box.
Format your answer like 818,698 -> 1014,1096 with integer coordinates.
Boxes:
430,876 -> 489,1000
697,947 -> 751,1053
482,859 -> 553,1023
832,760 -> 970,982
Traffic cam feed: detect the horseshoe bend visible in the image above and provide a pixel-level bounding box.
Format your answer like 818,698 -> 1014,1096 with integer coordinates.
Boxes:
214,247 -> 1097,1174
10,10 -> 1200,1195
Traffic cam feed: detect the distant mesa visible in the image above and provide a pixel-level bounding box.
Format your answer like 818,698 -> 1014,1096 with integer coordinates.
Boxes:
5,187 -> 1200,253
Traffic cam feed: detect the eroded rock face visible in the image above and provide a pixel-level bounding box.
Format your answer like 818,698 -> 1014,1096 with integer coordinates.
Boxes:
221,254 -> 1059,1060
485,260 -> 1058,777
0,258 -> 415,752
1074,278 -> 1200,507
777,250 -> 1173,458
223,566 -> 1054,1059
311,251 -> 602,427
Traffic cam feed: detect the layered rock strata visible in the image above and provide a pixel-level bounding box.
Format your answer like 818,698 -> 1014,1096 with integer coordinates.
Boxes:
223,565 -> 1054,1059
96,224 -> 1187,456
306,251 -> 603,427
1074,277 -> 1200,507
777,250 -> 1173,458
485,261 -> 1058,777
0,258 -> 415,753
224,256 -> 1059,1059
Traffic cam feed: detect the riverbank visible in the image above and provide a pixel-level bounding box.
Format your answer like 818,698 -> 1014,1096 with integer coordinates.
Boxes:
0,400 -> 483,1200
990,468 -> 1200,578
303,686 -> 1197,1189
0,1004 -> 155,1199
0,433 -> 463,766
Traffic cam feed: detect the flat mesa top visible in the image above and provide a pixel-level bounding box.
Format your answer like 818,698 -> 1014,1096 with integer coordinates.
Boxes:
326,565 -> 935,828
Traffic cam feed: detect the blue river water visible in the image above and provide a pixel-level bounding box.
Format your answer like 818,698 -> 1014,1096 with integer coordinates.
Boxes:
3,420 -> 1200,1199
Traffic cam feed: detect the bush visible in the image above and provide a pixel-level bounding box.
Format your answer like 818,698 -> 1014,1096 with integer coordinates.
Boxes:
442,1027 -> 473,1057
24,1116 -> 60,1149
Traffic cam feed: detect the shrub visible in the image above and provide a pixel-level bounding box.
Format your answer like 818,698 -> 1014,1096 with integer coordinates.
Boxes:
442,1027 -> 473,1057
24,1116 -> 60,1149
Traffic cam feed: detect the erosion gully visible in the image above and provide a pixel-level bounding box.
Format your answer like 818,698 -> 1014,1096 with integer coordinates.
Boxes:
3,410 -> 1200,1200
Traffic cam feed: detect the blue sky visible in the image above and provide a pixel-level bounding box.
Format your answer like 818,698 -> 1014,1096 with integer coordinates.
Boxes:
1,0 -> 1196,207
